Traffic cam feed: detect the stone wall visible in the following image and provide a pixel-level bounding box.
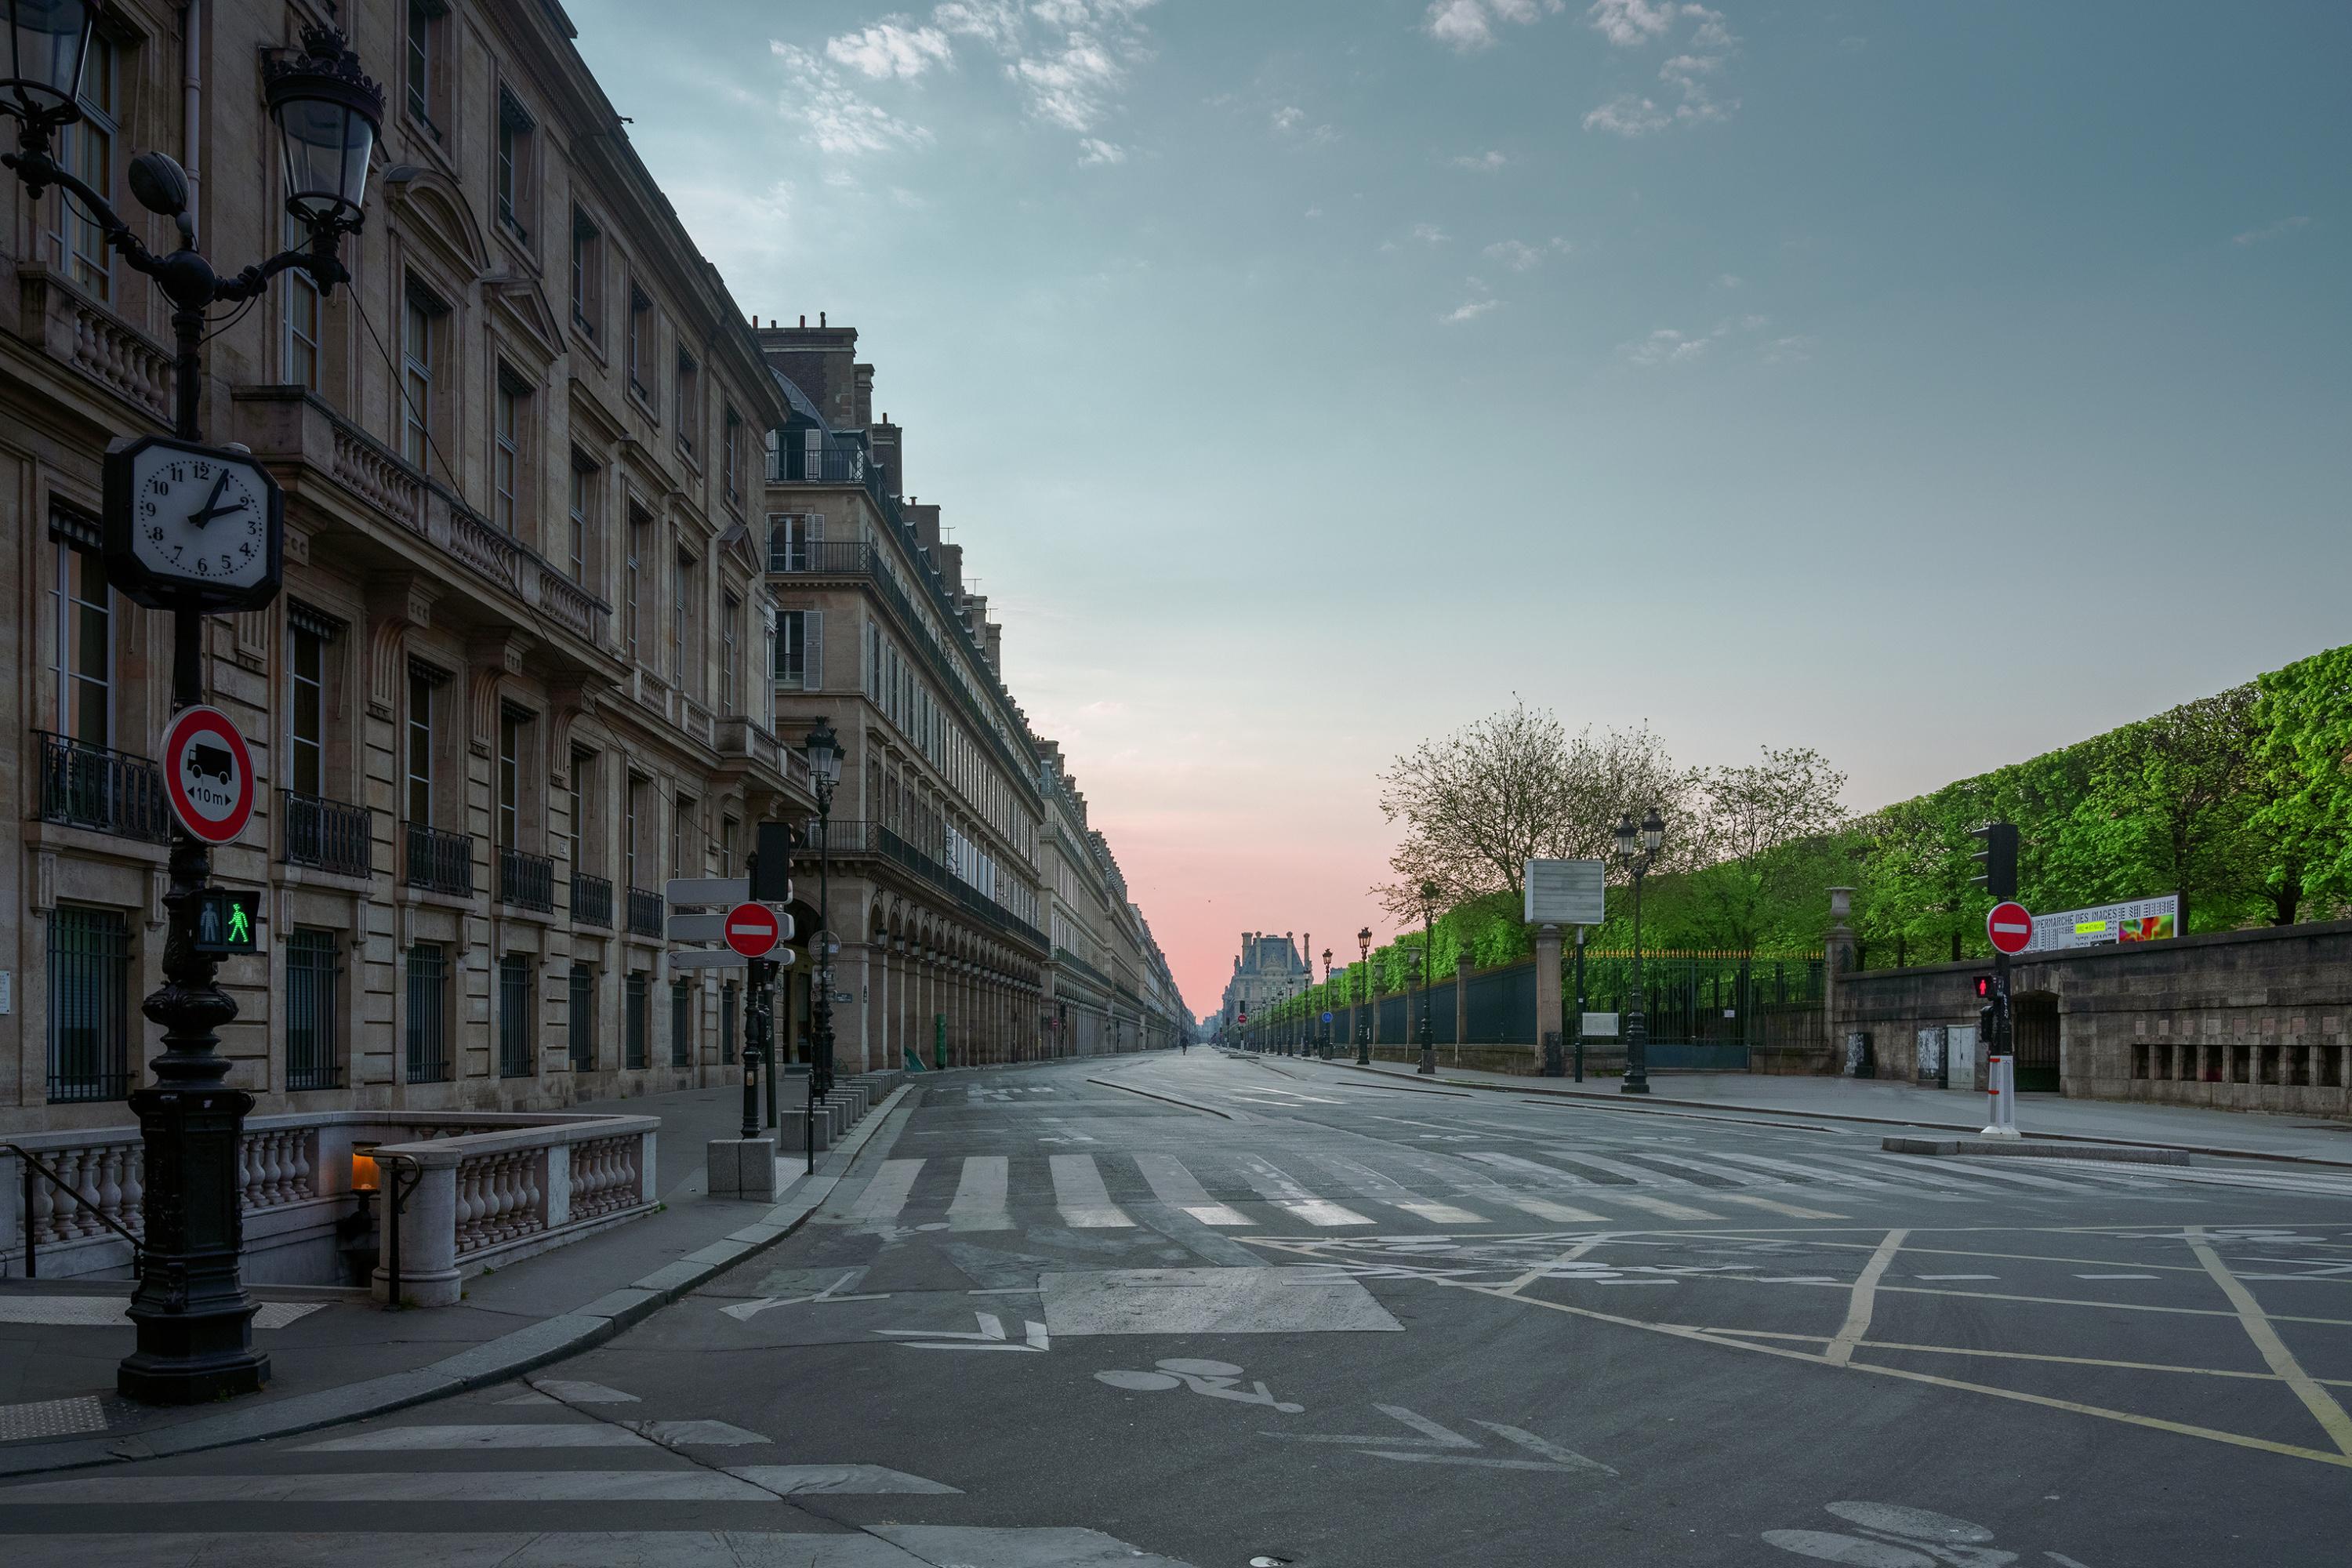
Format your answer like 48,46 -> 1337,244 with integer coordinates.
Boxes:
1831,918 -> 2352,1118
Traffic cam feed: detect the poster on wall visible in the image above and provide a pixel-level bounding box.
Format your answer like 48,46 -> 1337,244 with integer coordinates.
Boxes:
2026,894 -> 2180,953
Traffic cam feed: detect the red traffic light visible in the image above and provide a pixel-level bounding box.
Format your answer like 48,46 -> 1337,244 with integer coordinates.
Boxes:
1973,975 -> 1995,1000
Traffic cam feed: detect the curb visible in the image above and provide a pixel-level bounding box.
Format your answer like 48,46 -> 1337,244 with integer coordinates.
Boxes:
1882,1135 -> 2191,1165
0,1083 -> 913,1480
1328,1061 -> 2352,1171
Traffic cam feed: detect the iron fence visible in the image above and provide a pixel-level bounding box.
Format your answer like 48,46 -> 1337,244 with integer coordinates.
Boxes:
37,731 -> 169,843
624,973 -> 650,1068
405,822 -> 474,897
46,906 -> 130,1102
499,846 -> 555,912
282,789 -> 372,877
571,871 -> 613,927
498,955 -> 535,1078
568,965 -> 597,1069
626,887 -> 664,938
285,928 -> 343,1090
405,944 -> 450,1083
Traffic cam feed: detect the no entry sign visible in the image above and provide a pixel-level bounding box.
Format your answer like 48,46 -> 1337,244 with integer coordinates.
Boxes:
724,902 -> 784,957
160,704 -> 255,844
1987,900 -> 2034,956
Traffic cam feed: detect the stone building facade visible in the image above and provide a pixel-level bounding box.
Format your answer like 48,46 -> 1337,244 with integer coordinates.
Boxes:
1218,932 -> 1312,1032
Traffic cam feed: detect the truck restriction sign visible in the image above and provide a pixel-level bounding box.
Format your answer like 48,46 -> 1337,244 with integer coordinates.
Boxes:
1987,901 -> 2034,956
160,705 -> 256,844
724,902 -> 784,957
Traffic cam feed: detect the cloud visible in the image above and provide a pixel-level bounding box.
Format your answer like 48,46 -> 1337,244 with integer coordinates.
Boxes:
1621,311 -> 1780,366
1412,222 -> 1452,244
1078,137 -> 1127,165
1581,3 -> 1739,134
1715,272 -> 1742,289
1425,0 -> 1561,53
1303,206 -> 1325,219
1587,0 -> 1679,45
1272,105 -> 1338,143
1761,335 -> 1813,363
1450,149 -> 1508,171
2232,215 -> 2310,246
1484,239 -> 1540,270
771,44 -> 935,155
1443,296 -> 1502,323
1583,96 -> 1671,136
826,20 -> 954,80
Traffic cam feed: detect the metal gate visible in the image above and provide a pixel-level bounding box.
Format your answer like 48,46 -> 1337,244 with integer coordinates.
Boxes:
2013,993 -> 2060,1092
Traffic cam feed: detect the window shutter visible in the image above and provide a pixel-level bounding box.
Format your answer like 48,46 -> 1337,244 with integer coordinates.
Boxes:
809,513 -> 824,542
803,609 -> 823,691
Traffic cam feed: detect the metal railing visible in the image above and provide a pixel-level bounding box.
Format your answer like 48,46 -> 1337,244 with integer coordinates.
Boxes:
6,1143 -> 144,1279
404,822 -> 475,897
795,820 -> 1046,952
499,846 -> 555,912
571,871 -> 613,927
626,887 -> 664,938
282,789 -> 372,877
35,731 -> 170,844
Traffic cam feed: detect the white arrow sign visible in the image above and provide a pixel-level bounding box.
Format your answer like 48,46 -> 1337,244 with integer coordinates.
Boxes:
669,949 -> 797,972
666,877 -> 750,906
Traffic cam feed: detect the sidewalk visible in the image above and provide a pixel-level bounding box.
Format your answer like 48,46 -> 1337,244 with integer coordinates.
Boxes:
1257,1053 -> 2352,1167
0,1073 -> 918,1477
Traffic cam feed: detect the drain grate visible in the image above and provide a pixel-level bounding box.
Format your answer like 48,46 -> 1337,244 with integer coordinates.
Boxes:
0,1394 -> 145,1444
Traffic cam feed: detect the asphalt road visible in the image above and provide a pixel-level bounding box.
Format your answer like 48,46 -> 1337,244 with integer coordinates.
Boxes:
7,1049 -> 2352,1566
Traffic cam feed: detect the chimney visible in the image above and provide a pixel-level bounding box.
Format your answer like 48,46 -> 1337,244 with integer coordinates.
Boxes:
853,364 -> 875,428
755,318 -> 860,429
983,621 -> 1002,671
870,416 -> 902,501
903,501 -> 942,551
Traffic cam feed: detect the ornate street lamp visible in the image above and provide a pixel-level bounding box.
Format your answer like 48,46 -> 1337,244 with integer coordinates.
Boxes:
1320,947 -> 1333,1059
803,720 -> 845,1130
1615,807 -> 1666,1095
1356,927 -> 1372,1065
1416,880 -> 1439,1075
1,14 -> 381,1406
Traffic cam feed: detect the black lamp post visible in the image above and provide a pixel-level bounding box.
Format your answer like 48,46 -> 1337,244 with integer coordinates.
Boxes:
1320,947 -> 1333,1058
1416,880 -> 1439,1075
1615,807 -> 1665,1095
2,12 -> 381,1404
804,721 -> 844,1121
1356,927 -> 1372,1064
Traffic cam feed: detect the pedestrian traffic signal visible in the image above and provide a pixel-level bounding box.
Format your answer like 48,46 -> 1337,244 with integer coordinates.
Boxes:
1969,822 -> 2018,898
194,889 -> 260,955
1973,975 -> 1994,1000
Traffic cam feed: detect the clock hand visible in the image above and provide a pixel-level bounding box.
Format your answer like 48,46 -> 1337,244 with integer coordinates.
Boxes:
187,469 -> 232,528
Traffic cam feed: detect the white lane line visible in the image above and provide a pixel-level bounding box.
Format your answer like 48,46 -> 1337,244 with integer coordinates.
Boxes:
1915,1273 -> 1999,1281
1743,1149 -> 2009,1197
1602,1149 -> 1772,1188
1283,1200 -> 1377,1227
1503,1196 -> 1611,1224
1678,1148 -> 1918,1193
1236,1156 -> 1376,1226
298,1425 -> 649,1452
1455,1150 -> 1598,1186
848,1159 -> 925,1221
528,1378 -> 640,1404
946,1156 -> 1012,1232
1716,1195 -> 1849,1220
0,1472 -> 782,1504
1307,1153 -> 1489,1225
1606,1193 -> 1727,1222
1519,1149 -> 1715,1189
2074,1273 -> 2158,1281
1134,1152 -> 1254,1225
1826,1229 -> 1910,1367
1049,1154 -> 1135,1228
627,1420 -> 771,1446
2187,1225 -> 2352,1456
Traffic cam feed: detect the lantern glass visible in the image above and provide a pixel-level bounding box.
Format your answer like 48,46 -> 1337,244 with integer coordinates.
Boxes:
1642,807 -> 1664,855
275,91 -> 375,227
2,0 -> 94,123
1614,812 -> 1638,859
350,1142 -> 380,1195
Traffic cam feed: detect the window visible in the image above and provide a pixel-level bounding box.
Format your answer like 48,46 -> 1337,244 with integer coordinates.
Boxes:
625,504 -> 648,662
282,212 -> 322,391
673,795 -> 698,880
626,285 -> 653,397
405,943 -> 450,1083
623,775 -> 645,891
52,541 -> 111,746
568,750 -> 590,870
290,619 -> 325,797
405,1 -> 445,131
286,929 -> 343,1091
567,458 -> 593,583
498,709 -> 525,851
672,550 -> 698,688
495,89 -> 535,240
720,815 -> 739,877
723,408 -> 743,504
676,353 -> 700,453
406,668 -> 437,826
400,281 -> 444,468
499,954 -> 535,1078
670,978 -> 693,1067
625,971 -> 650,1069
774,608 -> 822,690
768,512 -> 822,572
568,964 -> 597,1069
571,207 -> 602,335
492,368 -> 527,531
720,593 -> 742,713
47,907 -> 129,1102
48,34 -> 117,298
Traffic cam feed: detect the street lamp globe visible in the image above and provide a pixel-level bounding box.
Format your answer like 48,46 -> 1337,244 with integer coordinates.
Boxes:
1614,811 -> 1639,862
804,718 -> 844,790
1356,927 -> 1371,962
0,0 -> 96,127
263,24 -> 384,231
1641,806 -> 1665,855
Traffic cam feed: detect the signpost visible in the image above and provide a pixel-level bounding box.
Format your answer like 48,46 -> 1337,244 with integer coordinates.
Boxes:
667,873 -> 794,1147
1980,898 -> 2028,1138
724,902 -> 785,958
1526,860 -> 1606,1079
159,705 -> 256,845
1986,901 -> 2034,956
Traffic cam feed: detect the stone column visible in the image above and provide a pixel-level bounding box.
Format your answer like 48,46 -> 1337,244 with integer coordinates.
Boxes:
1533,924 -> 1564,1076
1825,887 -> 1856,1073
1455,955 -> 1472,1064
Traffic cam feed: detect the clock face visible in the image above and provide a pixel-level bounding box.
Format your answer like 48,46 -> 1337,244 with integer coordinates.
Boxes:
129,448 -> 274,593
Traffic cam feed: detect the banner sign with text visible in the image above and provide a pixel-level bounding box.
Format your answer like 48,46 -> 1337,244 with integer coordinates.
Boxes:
2027,893 -> 2179,953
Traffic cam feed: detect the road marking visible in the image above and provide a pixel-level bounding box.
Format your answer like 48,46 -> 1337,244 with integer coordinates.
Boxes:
1710,1327 -> 2352,1388
626,1419 -> 771,1446
2187,1225 -> 2352,1457
877,1311 -> 1051,1352
848,1159 -> 925,1221
1916,1274 -> 2000,1281
1717,1196 -> 1848,1220
1272,1404 -> 1614,1475
0,1472 -> 789,1504
1305,1152 -> 1487,1225
1826,1229 -> 1908,1367
1051,1154 -> 1136,1228
1236,1156 -> 1374,1225
1282,1199 -> 1377,1227
947,1156 -> 1012,1231
527,1378 -> 639,1404
1609,1193 -> 1727,1221
720,1270 -> 884,1322
1094,1356 -> 1305,1413
1040,1266 -> 1403,1335
1391,1200 -> 1489,1225
1501,1196 -> 1610,1223
2074,1273 -> 2158,1280
1456,1150 -> 1598,1185
1134,1151 -> 1254,1225
298,1425 -> 650,1451
728,1465 -> 964,1495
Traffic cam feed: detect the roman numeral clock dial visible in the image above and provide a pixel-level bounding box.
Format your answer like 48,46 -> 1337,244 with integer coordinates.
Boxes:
101,434 -> 286,612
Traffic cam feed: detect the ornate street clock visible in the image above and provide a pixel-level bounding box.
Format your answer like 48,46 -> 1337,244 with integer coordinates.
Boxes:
102,434 -> 285,612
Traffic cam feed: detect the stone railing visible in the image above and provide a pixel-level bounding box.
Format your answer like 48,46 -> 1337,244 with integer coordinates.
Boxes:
2,1112 -> 655,1304
16,266 -> 173,421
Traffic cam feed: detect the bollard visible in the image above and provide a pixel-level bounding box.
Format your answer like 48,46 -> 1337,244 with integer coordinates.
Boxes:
1980,1054 -> 2020,1138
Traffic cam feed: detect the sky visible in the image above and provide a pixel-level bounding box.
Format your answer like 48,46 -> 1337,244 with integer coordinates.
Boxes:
564,0 -> 2350,1018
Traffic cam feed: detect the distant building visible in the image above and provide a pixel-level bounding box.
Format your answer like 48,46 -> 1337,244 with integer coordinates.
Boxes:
1217,932 -> 1312,1031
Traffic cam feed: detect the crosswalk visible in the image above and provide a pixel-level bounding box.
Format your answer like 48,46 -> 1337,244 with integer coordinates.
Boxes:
825,1136 -> 2267,1235
0,1377 -> 1196,1567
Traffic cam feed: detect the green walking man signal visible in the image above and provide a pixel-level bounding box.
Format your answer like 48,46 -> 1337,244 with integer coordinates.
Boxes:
194,889 -> 260,955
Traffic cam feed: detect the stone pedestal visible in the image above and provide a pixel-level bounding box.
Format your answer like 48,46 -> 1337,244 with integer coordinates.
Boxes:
1533,924 -> 1564,1076
706,1138 -> 779,1200
372,1162 -> 461,1308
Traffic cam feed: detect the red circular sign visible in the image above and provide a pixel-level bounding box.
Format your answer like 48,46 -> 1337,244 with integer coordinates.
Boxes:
160,704 -> 255,845
724,902 -> 783,957
1987,900 -> 2034,956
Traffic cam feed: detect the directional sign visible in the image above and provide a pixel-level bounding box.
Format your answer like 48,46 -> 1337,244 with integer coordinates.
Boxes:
726,902 -> 785,957
160,704 -> 256,844
670,949 -> 797,972
666,877 -> 750,906
1987,900 -> 2035,956
1322,1011 -> 1334,1023
667,909 -> 797,945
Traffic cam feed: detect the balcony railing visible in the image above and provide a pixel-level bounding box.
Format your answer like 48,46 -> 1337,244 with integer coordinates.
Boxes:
36,731 -> 170,844
499,846 -> 555,913
572,871 -> 613,927
794,820 -> 1047,953
282,789 -> 372,877
404,822 -> 475,898
626,886 -> 663,938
